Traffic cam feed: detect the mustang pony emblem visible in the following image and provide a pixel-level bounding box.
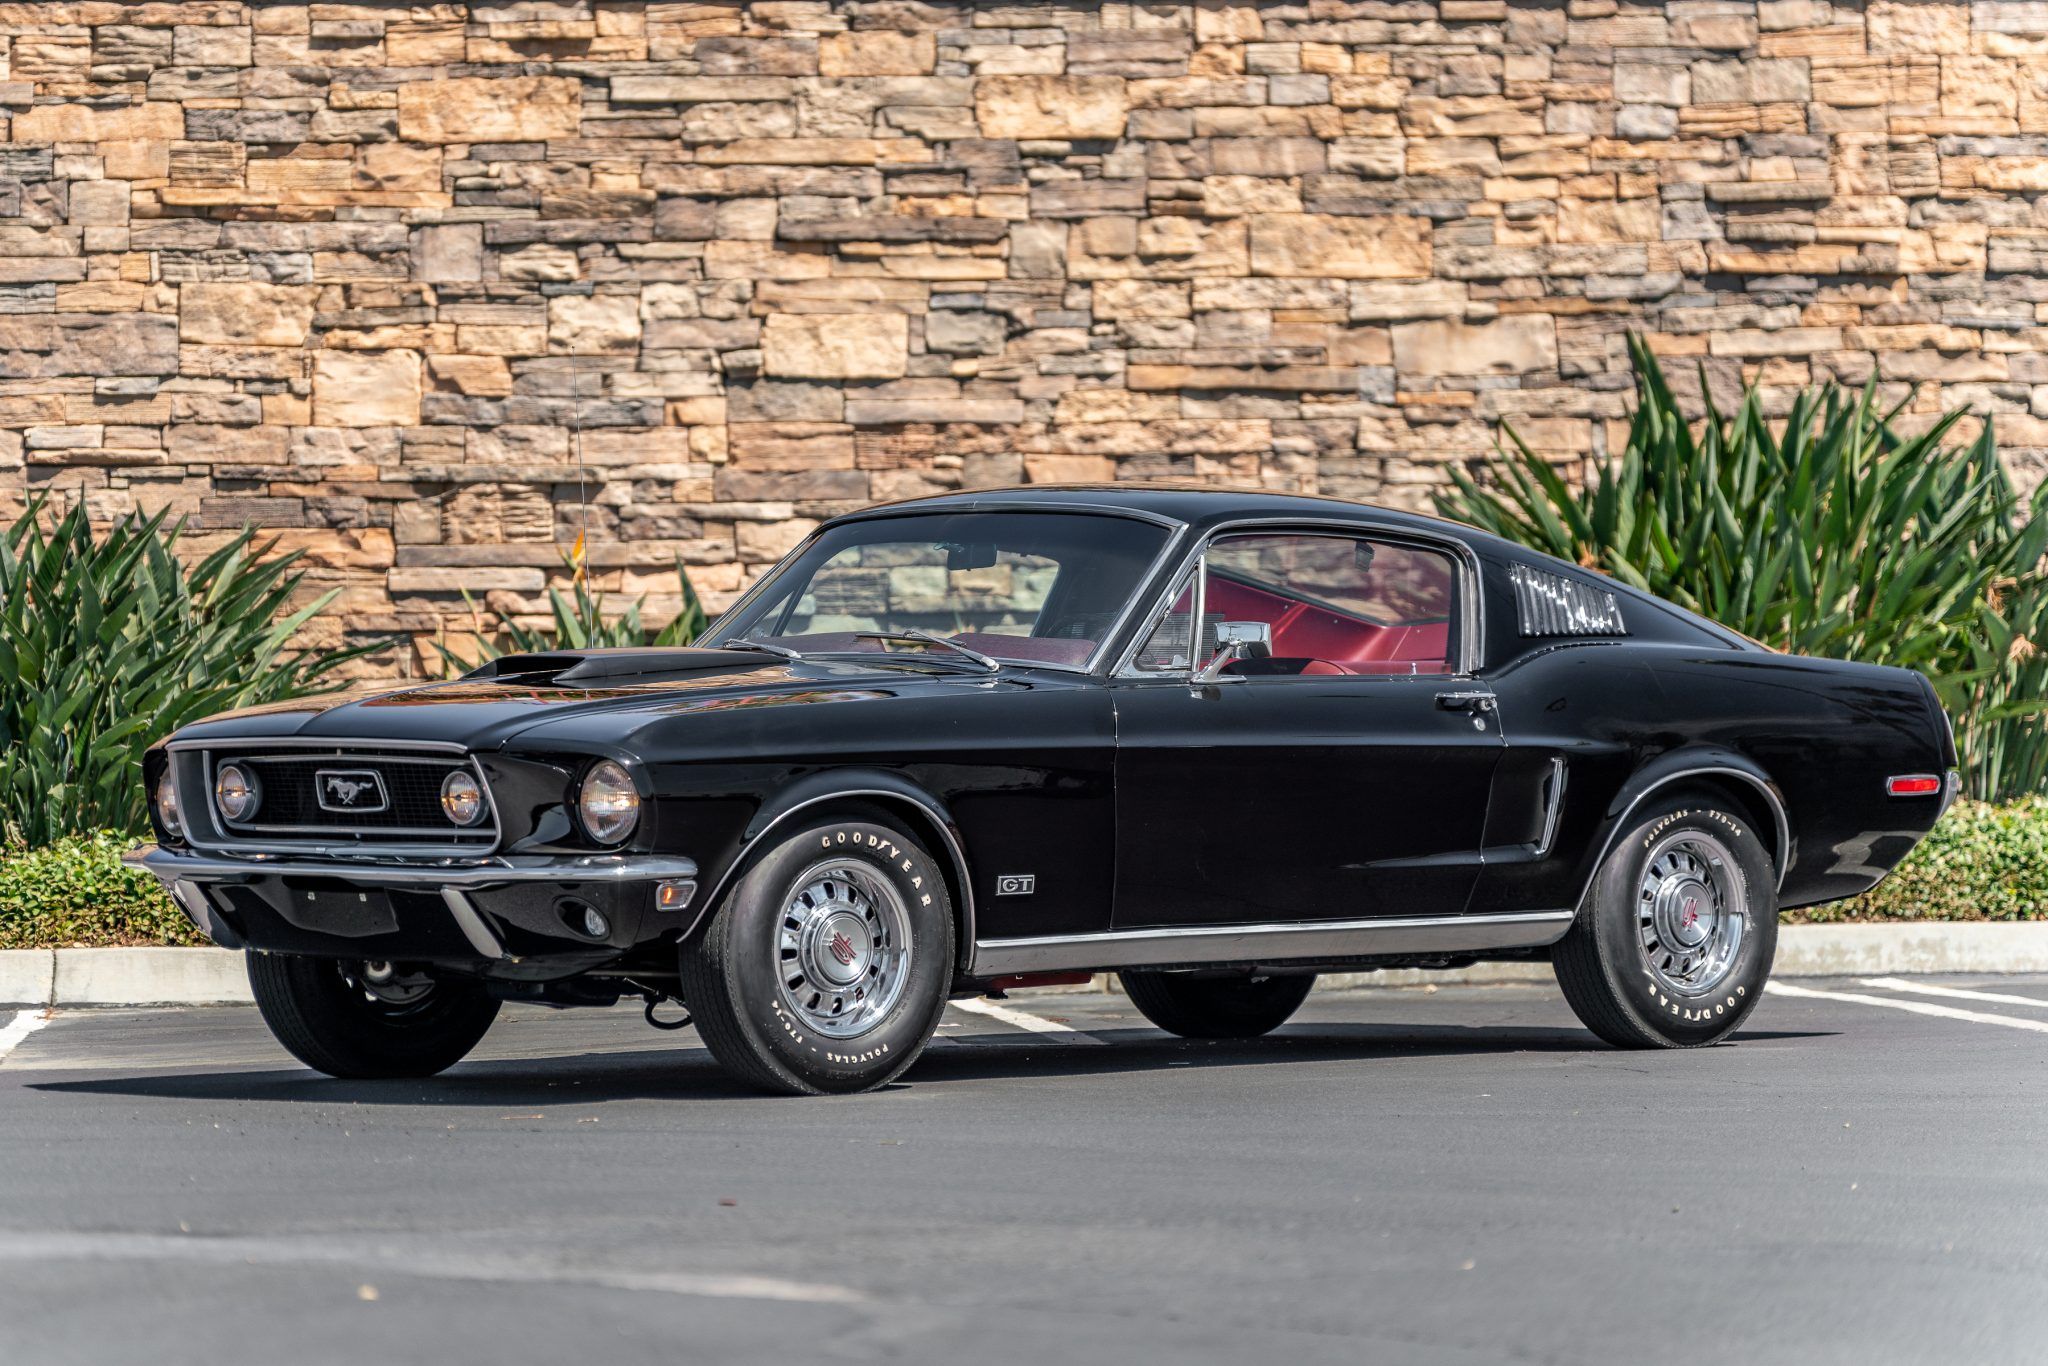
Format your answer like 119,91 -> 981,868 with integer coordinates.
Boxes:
829,931 -> 859,967
315,769 -> 389,814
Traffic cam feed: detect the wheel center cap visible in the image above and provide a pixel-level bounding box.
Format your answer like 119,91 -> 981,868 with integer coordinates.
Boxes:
812,911 -> 871,986
1656,877 -> 1715,948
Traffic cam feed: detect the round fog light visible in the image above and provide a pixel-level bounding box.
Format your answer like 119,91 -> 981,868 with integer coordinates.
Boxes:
214,763 -> 258,823
153,772 -> 182,838
581,906 -> 610,940
440,769 -> 486,826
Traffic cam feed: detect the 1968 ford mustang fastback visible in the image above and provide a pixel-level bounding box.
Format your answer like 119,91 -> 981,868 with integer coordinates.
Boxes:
127,486 -> 1957,1094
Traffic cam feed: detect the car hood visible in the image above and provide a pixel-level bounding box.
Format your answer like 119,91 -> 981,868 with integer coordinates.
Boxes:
165,651 -> 1025,753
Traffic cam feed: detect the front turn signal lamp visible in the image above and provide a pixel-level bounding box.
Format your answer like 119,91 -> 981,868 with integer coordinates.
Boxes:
576,759 -> 640,846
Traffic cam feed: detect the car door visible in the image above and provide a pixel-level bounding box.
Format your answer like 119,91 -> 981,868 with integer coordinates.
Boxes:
1110,525 -> 1504,929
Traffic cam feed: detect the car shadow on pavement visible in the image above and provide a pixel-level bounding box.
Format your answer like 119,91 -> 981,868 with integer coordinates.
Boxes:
27,1021 -> 1832,1107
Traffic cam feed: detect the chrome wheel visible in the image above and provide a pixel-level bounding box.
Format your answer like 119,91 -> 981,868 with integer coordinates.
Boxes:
1637,831 -> 1747,998
775,859 -> 913,1039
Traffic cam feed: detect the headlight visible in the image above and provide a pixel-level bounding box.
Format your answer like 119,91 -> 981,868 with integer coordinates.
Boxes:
440,769 -> 486,827
576,759 -> 639,846
214,763 -> 259,823
153,772 -> 182,837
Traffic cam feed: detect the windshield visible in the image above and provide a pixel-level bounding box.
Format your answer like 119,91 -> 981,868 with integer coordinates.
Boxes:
716,511 -> 1174,670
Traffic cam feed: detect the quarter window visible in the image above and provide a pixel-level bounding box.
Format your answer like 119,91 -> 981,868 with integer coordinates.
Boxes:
1133,531 -> 1459,677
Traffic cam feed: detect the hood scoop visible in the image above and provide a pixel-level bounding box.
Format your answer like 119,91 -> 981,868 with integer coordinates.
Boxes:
464,647 -> 770,685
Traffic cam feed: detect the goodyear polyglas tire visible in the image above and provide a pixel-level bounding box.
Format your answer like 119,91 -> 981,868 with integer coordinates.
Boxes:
246,953 -> 499,1079
1121,970 -> 1314,1039
1553,794 -> 1778,1049
680,815 -> 954,1095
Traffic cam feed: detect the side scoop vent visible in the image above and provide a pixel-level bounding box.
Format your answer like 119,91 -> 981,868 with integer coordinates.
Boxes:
1506,564 -> 1628,638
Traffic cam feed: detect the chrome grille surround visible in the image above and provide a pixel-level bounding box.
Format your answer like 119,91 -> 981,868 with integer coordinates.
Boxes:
165,737 -> 501,860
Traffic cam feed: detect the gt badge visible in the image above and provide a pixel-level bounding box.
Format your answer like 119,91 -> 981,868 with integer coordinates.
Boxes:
995,874 -> 1036,896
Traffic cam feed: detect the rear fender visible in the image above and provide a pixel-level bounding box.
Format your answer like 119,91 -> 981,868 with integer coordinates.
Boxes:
1570,749 -> 1791,917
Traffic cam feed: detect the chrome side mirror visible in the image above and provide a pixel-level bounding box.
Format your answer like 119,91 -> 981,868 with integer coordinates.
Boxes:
1193,621 -> 1272,684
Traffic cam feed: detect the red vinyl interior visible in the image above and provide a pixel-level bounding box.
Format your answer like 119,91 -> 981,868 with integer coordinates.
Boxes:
1204,576 -> 1449,675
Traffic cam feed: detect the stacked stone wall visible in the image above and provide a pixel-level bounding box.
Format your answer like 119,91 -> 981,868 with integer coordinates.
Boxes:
2,1 -> 2043,672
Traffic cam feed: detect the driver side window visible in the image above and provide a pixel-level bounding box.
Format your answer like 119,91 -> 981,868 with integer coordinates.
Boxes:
1133,531 -> 1458,677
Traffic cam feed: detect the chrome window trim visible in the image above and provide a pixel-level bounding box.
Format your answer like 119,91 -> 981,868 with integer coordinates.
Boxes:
706,506 -> 1191,678
968,909 -> 1572,977
1110,516 -> 1485,681
165,736 -> 504,860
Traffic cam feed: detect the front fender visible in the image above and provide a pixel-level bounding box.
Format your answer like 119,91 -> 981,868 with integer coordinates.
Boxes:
684,769 -> 977,970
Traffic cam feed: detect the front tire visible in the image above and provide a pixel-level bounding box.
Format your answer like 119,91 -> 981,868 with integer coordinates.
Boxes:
1121,970 -> 1315,1039
1552,793 -> 1778,1049
680,815 -> 955,1095
246,954 -> 500,1079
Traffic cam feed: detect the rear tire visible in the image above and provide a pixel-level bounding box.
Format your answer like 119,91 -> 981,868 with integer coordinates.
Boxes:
1121,970 -> 1314,1039
246,954 -> 499,1079
1552,793 -> 1778,1049
679,815 -> 954,1095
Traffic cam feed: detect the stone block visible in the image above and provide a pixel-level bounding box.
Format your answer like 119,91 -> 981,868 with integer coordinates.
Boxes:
820,32 -> 936,77
1249,214 -> 1432,279
313,351 -> 422,427
548,295 -> 642,355
763,314 -> 910,380
412,224 -> 483,282
180,283 -> 320,347
1392,317 -> 1560,376
976,76 -> 1130,140
398,76 -> 584,144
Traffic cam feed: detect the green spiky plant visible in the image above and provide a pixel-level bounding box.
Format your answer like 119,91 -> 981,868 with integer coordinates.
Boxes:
0,497 -> 377,846
1437,334 -> 2048,801
437,534 -> 709,675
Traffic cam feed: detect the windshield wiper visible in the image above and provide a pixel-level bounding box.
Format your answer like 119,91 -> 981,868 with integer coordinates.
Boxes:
720,637 -> 805,661
854,629 -> 999,672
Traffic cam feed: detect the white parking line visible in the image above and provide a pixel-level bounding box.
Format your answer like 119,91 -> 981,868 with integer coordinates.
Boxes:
1767,981 -> 2048,1034
1860,977 -> 2048,1011
951,997 -> 1107,1044
0,1231 -> 864,1304
0,1009 -> 51,1065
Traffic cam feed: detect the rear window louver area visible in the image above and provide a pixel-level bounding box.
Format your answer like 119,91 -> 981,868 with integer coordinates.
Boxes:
1507,563 -> 1628,638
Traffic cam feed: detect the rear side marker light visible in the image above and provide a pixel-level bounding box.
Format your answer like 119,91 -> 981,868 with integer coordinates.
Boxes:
1886,774 -> 1943,797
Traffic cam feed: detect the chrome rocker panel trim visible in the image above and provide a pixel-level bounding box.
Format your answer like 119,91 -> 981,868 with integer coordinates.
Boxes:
123,843 -> 698,891
968,909 -> 1573,977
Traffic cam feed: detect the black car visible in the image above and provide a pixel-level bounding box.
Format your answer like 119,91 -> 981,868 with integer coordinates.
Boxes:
127,486 -> 1958,1094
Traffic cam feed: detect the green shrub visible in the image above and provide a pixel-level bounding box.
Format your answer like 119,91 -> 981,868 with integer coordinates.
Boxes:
1790,798 -> 2048,923
0,498 -> 377,846
0,831 -> 200,949
1436,335 -> 2048,801
437,538 -> 708,675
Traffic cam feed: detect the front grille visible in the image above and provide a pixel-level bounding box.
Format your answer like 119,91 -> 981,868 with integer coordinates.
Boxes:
189,746 -> 497,853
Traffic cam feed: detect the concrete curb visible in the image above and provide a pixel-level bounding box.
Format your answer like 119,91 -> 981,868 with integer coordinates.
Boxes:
5,923 -> 2048,1008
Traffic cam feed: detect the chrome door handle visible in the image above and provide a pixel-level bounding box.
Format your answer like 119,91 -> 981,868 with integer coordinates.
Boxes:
1435,690 -> 1496,714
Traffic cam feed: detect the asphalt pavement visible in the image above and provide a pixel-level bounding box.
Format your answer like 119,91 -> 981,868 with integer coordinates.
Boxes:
2,975 -> 2044,1366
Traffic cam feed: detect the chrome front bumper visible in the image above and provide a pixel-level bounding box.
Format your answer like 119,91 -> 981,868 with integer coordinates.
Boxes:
124,844 -> 699,964
123,844 -> 698,890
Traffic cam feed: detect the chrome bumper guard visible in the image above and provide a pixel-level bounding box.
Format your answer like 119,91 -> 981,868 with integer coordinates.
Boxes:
123,844 -> 699,960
